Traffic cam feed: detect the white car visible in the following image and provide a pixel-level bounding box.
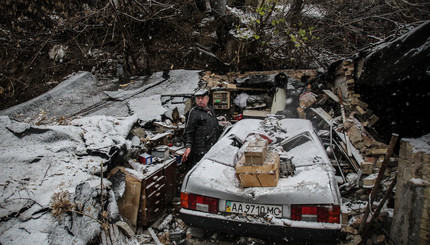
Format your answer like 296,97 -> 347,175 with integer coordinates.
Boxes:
180,117 -> 341,242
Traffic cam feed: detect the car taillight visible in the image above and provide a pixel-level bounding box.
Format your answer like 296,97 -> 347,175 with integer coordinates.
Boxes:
181,192 -> 218,213
291,205 -> 340,223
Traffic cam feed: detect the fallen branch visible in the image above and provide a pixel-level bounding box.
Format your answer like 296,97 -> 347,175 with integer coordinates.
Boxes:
39,163 -> 52,186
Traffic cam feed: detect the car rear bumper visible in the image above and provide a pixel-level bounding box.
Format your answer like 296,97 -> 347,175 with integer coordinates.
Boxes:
180,208 -> 341,242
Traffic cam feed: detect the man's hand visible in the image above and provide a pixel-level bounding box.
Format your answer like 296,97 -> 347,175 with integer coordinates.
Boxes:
182,147 -> 191,163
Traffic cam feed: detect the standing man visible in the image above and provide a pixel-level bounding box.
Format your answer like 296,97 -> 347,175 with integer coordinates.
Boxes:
182,89 -> 222,166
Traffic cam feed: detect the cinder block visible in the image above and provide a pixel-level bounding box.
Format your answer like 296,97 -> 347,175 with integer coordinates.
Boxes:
361,162 -> 374,175
363,174 -> 377,187
423,153 -> 430,164
371,148 -> 387,155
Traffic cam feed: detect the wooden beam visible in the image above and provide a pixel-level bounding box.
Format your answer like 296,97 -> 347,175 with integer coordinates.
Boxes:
358,133 -> 399,234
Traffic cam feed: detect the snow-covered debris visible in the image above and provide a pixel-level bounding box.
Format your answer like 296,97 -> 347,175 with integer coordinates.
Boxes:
0,71 -> 107,121
0,115 -> 110,244
128,95 -> 166,124
0,69 -> 201,244
71,115 -> 137,156
402,133 -> 430,154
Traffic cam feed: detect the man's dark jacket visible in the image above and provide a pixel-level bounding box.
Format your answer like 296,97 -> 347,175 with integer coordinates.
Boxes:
183,106 -> 221,157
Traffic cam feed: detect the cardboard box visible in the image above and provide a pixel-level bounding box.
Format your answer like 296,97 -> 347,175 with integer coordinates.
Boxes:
108,167 -> 143,227
138,153 -> 153,165
236,152 -> 279,187
244,138 -> 268,165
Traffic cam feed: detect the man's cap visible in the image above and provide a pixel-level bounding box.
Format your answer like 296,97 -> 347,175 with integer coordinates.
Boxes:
194,89 -> 209,96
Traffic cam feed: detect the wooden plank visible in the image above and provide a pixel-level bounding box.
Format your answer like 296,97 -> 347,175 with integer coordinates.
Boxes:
236,152 -> 279,173
242,109 -> 270,118
323,89 -> 340,103
310,107 -> 335,126
148,227 -> 163,245
236,152 -> 280,187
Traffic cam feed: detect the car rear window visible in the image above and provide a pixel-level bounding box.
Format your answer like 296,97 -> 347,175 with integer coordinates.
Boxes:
281,132 -> 312,152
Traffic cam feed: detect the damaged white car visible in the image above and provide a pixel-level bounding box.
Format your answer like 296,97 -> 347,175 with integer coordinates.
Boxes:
180,116 -> 341,242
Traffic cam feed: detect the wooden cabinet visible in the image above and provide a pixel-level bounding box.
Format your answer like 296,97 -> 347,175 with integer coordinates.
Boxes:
109,158 -> 176,228
138,158 -> 176,226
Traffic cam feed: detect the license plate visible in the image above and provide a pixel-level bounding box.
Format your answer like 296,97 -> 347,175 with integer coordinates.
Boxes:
225,201 -> 282,217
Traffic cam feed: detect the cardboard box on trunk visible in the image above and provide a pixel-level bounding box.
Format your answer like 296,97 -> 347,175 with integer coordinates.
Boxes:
236,151 -> 280,187
244,138 -> 268,165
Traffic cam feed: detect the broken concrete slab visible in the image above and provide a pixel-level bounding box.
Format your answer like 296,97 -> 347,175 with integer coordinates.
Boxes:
128,95 -> 166,124
0,71 -> 110,121
104,73 -> 167,101
71,115 -> 137,156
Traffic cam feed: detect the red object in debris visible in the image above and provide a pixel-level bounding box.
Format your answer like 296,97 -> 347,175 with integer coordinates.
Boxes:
234,114 -> 243,120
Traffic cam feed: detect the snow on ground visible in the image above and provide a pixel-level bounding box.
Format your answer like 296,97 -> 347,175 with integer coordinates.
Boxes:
0,70 -> 201,244
0,116 -> 107,244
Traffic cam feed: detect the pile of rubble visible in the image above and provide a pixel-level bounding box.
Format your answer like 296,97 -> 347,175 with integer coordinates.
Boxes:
115,66 -> 400,244
191,65 -> 401,244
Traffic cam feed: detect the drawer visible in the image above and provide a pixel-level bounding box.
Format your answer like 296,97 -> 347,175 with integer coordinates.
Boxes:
147,168 -> 164,182
147,194 -> 164,213
146,204 -> 162,223
146,175 -> 166,196
147,183 -> 165,200
146,185 -> 165,222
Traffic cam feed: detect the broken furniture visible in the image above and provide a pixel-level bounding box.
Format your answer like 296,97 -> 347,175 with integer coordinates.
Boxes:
148,132 -> 172,146
212,91 -> 230,109
108,158 -> 176,229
